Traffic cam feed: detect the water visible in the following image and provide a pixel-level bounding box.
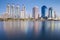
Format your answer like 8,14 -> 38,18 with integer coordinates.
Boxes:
0,20 -> 60,40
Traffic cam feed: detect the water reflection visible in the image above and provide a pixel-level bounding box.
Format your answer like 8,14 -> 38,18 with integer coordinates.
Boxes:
50,21 -> 55,31
0,20 -> 60,39
33,20 -> 39,36
0,21 -> 7,39
20,20 -> 27,33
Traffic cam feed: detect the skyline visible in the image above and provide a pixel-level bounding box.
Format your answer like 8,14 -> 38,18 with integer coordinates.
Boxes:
0,0 -> 60,17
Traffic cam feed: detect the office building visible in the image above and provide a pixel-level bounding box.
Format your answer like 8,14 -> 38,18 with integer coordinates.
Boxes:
48,7 -> 53,18
11,5 -> 15,18
41,5 -> 47,18
33,6 -> 39,19
20,11 -> 25,19
48,7 -> 57,19
6,4 -> 10,14
22,4 -> 26,18
20,5 -> 26,19
15,5 -> 20,18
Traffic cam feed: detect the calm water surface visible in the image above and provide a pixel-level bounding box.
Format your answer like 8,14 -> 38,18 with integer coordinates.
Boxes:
0,20 -> 60,40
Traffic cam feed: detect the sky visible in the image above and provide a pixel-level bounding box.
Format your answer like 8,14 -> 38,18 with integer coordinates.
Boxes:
0,0 -> 60,17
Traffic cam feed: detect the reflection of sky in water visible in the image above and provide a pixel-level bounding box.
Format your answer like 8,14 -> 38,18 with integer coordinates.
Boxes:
0,21 -> 7,39
0,20 -> 60,39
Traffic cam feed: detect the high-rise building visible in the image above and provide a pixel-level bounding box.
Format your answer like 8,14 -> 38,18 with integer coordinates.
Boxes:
11,5 -> 15,18
5,4 -> 11,18
48,7 -> 56,18
20,11 -> 25,19
33,6 -> 39,19
41,5 -> 47,18
15,5 -> 20,18
20,5 -> 26,19
48,7 -> 53,18
54,11 -> 56,18
22,4 -> 26,18
6,4 -> 10,14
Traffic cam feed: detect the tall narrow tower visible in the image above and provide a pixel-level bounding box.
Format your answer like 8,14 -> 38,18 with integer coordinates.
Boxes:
11,5 -> 15,18
6,4 -> 10,14
16,5 -> 20,18
33,6 -> 39,19
54,11 -> 56,18
48,7 -> 53,18
22,4 -> 26,18
41,5 -> 47,18
20,4 -> 26,19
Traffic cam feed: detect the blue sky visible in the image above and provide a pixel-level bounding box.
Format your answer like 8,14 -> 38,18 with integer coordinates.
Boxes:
0,0 -> 60,17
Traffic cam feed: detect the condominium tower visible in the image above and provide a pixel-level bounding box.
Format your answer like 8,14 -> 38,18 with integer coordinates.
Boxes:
33,6 -> 39,19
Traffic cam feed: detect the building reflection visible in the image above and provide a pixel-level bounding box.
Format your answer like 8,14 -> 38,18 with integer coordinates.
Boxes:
3,20 -> 15,39
0,21 -> 7,39
3,20 -> 28,38
41,21 -> 47,39
2,20 -> 60,39
20,20 -> 28,34
3,21 -> 13,33
41,21 -> 46,32
33,20 -> 39,36
50,21 -> 55,31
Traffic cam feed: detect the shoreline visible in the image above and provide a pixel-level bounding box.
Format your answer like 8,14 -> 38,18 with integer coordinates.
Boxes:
0,18 -> 60,21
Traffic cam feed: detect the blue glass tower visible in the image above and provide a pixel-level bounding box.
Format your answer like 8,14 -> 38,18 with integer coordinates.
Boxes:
41,5 -> 47,18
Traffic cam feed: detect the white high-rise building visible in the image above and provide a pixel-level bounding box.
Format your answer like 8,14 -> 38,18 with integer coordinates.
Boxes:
6,4 -> 10,14
22,5 -> 25,18
20,5 -> 26,19
4,4 -> 11,18
15,5 -> 20,18
29,13 -> 32,18
33,6 -> 39,19
11,5 -> 15,18
20,11 -> 25,19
